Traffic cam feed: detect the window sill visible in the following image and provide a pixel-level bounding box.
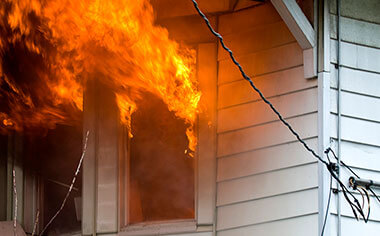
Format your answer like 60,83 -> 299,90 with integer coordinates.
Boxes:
119,220 -> 197,236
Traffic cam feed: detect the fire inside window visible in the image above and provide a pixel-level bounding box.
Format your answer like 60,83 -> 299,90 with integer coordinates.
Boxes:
127,91 -> 195,224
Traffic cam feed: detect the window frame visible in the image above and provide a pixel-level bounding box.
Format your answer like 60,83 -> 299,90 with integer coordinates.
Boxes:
118,43 -> 218,235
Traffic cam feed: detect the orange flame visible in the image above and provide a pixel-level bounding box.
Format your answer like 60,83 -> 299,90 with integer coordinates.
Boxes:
0,0 -> 200,151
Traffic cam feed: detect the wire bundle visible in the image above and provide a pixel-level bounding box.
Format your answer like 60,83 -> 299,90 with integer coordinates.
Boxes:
327,148 -> 372,220
321,148 -> 377,235
189,0 -> 380,235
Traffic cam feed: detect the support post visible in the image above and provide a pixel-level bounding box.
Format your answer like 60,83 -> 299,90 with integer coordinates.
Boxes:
197,43 -> 218,227
82,78 -> 120,235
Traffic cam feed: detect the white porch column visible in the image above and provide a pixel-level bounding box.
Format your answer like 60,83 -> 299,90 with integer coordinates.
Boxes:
83,78 -> 120,235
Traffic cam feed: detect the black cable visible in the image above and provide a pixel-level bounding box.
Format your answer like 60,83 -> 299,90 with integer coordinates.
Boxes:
325,148 -> 370,221
190,0 -> 367,223
190,0 -> 328,167
327,147 -> 360,179
325,148 -> 366,219
321,174 -> 332,236
357,186 -> 371,222
325,148 -> 371,221
368,187 -> 380,204
328,163 -> 366,220
326,149 -> 380,217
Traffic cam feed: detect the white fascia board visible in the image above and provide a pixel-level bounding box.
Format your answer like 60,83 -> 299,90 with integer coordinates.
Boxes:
271,0 -> 316,49
271,0 -> 317,78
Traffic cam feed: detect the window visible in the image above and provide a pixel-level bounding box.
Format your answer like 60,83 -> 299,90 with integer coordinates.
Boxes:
127,92 -> 195,224
118,44 -> 217,235
82,43 -> 217,235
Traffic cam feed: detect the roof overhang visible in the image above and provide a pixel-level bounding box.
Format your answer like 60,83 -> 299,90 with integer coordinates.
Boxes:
271,0 -> 317,79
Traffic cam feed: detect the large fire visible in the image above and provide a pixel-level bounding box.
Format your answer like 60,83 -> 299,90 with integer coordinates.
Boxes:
0,0 -> 201,151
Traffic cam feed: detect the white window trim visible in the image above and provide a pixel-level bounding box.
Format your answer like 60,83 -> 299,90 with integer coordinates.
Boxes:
120,220 -> 196,236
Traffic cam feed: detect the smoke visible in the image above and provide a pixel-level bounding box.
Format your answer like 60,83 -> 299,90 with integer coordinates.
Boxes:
129,92 -> 194,222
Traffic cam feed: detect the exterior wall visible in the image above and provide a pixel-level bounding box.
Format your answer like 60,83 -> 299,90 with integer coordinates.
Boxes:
328,0 -> 380,234
215,3 -> 319,235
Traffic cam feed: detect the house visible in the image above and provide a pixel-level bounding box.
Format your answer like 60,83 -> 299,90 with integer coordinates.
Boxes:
0,0 -> 380,235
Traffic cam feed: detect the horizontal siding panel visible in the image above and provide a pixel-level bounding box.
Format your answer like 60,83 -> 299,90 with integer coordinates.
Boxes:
330,192 -> 380,221
218,88 -> 317,133
330,40 -> 380,73
331,216 -> 380,235
339,141 -> 380,171
217,138 -> 318,181
217,214 -> 318,236
330,115 -> 380,147
218,112 -> 318,157
330,90 -> 380,122
330,66 -> 380,98
218,4 -> 281,36
218,66 -> 316,109
218,21 -> 295,60
330,0 -> 380,25
218,42 -> 303,84
330,15 -> 380,49
327,158 -> 380,188
217,163 -> 318,206
326,0 -> 380,233
216,188 -> 318,230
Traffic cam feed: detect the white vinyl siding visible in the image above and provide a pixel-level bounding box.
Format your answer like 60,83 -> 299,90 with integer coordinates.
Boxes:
329,0 -> 380,233
215,3 -> 319,235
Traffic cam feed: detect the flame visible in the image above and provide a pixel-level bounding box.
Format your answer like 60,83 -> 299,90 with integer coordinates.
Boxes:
0,0 -> 201,151
116,94 -> 137,138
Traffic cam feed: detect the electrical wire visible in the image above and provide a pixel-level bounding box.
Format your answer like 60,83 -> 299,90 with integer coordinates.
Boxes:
190,0 -> 367,223
321,174 -> 332,236
368,188 -> 380,205
39,131 -> 90,236
358,186 -> 370,222
356,187 -> 365,211
331,145 -> 380,209
325,151 -> 365,221
31,210 -> 39,236
12,169 -> 17,236
190,0 -> 327,166
326,147 -> 360,179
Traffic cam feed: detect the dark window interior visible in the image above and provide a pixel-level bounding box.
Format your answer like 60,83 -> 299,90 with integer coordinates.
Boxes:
128,92 -> 195,224
23,125 -> 83,235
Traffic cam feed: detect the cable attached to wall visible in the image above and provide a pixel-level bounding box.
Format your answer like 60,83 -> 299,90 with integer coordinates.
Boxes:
321,174 -> 332,236
369,188 -> 380,204
190,0 -> 380,233
38,131 -> 90,236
